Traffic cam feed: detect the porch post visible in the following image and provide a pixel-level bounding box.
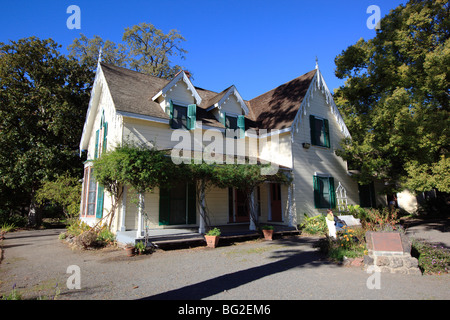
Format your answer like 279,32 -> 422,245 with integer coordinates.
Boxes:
198,180 -> 206,234
288,183 -> 294,227
120,185 -> 127,232
136,191 -> 144,238
249,188 -> 257,231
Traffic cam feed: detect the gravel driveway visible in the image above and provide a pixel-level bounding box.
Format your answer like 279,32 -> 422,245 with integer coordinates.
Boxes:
0,228 -> 449,300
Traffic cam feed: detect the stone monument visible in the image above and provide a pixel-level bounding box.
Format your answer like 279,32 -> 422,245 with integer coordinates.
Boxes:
364,231 -> 421,275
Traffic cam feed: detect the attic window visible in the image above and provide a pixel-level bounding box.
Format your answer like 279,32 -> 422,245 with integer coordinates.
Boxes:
223,113 -> 245,139
172,104 -> 188,129
310,115 -> 330,148
169,101 -> 196,130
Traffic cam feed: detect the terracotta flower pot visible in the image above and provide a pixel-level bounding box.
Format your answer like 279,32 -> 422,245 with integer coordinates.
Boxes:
205,235 -> 219,248
262,229 -> 273,241
125,246 -> 135,257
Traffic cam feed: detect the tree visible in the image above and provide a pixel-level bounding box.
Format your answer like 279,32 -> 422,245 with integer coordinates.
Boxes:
67,34 -> 128,73
122,22 -> 187,79
0,37 -> 92,225
334,0 -> 450,193
68,23 -> 188,80
35,174 -> 82,219
92,142 -> 186,230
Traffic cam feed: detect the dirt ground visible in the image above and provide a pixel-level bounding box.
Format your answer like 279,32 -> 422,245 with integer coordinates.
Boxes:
0,221 -> 449,301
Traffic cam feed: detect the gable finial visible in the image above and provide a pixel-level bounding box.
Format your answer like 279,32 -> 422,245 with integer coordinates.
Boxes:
97,46 -> 103,65
315,56 -> 319,70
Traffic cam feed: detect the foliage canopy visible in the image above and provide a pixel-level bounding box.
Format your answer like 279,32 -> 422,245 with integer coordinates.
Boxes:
334,0 -> 449,193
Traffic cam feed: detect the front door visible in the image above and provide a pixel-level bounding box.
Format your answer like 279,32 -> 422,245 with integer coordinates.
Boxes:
229,188 -> 250,223
270,183 -> 282,222
235,189 -> 250,222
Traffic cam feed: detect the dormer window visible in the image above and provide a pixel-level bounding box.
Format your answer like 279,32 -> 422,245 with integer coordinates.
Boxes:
169,100 -> 196,130
222,112 -> 245,139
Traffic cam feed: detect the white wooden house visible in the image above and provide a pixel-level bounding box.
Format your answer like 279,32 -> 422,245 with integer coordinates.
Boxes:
78,59 -> 387,242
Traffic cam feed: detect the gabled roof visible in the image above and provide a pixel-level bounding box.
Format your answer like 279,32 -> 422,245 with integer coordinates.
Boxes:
101,62 -> 169,120
204,85 -> 249,115
151,70 -> 202,105
101,63 -> 224,128
247,70 -> 317,130
96,62 -> 350,137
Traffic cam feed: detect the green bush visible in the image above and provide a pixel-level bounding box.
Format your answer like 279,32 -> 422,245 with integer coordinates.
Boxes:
300,214 -> 327,235
327,227 -> 367,261
66,219 -> 90,237
346,205 -> 368,220
96,228 -> 116,244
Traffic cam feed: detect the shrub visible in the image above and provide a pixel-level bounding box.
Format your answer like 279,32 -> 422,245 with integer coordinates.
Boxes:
300,214 -> 327,235
346,205 -> 368,220
362,207 -> 400,231
206,227 -> 221,236
1,223 -> 16,234
66,219 -> 90,237
75,230 -> 98,249
411,240 -> 449,275
96,228 -> 116,244
327,226 -> 367,261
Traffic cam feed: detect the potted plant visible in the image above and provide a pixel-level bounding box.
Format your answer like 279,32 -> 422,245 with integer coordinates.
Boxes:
135,242 -> 146,255
125,243 -> 135,257
262,225 -> 274,240
204,227 -> 221,248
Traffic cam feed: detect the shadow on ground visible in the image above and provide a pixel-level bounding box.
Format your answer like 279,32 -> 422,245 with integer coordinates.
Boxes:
141,237 -> 331,300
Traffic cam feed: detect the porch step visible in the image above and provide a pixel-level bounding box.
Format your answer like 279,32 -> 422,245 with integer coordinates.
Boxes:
117,226 -> 300,250
147,229 -> 300,250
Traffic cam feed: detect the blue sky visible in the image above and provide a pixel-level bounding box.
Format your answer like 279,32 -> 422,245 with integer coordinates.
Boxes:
0,0 -> 405,99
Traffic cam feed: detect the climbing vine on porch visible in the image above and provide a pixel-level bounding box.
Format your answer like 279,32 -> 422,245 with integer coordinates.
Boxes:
92,142 -> 291,231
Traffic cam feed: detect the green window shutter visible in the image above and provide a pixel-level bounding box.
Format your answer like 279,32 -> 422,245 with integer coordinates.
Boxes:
159,187 -> 170,225
187,104 -> 196,130
221,111 -> 226,127
102,122 -> 108,153
169,100 -> 174,128
329,177 -> 336,209
237,115 -> 245,139
187,183 -> 196,224
323,119 -> 330,148
94,129 -> 99,159
96,184 -> 104,218
309,115 -> 316,146
313,175 -> 320,209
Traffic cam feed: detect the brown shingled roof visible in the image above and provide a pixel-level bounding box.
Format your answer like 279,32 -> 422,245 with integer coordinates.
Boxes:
248,69 -> 317,130
101,62 -> 169,119
101,62 -> 316,131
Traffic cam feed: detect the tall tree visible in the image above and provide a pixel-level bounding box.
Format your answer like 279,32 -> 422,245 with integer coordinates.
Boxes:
68,22 -> 188,80
0,37 -> 92,225
67,34 -> 128,72
122,22 -> 187,79
334,0 -> 450,193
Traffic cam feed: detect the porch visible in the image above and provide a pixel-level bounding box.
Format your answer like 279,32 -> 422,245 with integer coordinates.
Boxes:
116,224 -> 299,249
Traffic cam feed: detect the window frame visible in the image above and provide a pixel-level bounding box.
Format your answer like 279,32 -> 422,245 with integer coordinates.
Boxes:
313,174 -> 336,209
85,166 -> 97,217
310,115 -> 330,148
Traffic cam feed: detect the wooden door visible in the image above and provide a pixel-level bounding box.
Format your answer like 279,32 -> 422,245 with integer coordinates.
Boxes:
235,189 -> 249,222
270,183 -> 282,222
